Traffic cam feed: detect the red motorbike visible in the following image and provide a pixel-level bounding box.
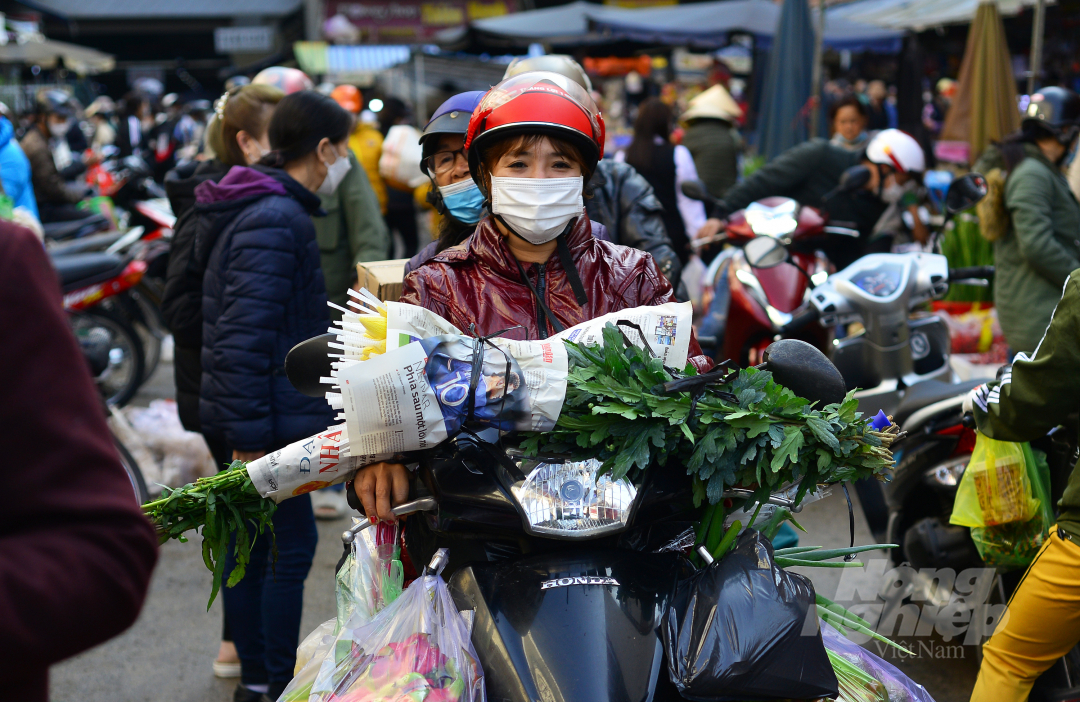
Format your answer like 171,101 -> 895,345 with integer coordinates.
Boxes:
53,250 -> 148,406
683,181 -> 860,365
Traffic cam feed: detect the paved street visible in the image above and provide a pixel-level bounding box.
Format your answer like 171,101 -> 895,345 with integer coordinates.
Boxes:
50,360 -> 977,702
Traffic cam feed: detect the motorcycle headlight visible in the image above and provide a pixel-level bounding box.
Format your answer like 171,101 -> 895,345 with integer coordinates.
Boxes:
924,456 -> 968,487
510,458 -> 638,539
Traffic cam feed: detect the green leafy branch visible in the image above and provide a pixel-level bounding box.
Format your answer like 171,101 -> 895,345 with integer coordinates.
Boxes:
142,460 -> 275,608
520,323 -> 897,511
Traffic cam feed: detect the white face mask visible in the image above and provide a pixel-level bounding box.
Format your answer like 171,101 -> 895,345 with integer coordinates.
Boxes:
49,120 -> 71,139
246,141 -> 269,166
316,148 -> 352,196
490,176 -> 584,245
881,181 -> 906,204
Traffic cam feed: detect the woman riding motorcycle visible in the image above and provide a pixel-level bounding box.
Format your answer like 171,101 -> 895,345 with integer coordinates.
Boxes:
405,91 -> 487,274
349,71 -> 712,525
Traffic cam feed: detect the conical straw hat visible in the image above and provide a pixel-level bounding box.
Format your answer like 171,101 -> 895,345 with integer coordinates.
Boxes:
681,84 -> 743,122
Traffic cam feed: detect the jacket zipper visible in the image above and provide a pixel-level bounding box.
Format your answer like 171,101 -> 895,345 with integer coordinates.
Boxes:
535,263 -> 548,339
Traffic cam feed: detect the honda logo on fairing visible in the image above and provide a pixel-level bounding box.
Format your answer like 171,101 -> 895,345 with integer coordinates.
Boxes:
540,576 -> 620,590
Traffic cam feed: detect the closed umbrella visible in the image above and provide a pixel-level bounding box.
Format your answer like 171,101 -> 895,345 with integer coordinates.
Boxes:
757,0 -> 815,160
939,2 -> 1020,160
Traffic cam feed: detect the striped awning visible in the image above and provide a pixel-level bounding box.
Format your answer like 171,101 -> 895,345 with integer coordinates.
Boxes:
294,42 -> 411,77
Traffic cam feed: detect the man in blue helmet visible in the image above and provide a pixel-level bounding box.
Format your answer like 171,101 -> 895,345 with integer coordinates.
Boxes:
406,91 -> 488,274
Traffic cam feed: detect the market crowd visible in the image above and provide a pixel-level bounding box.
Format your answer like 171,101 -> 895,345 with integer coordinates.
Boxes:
1,52 -> 1078,702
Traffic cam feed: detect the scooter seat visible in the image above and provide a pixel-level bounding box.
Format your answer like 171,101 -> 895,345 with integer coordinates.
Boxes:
42,213 -> 110,241
51,251 -> 127,292
48,230 -> 127,256
893,379 -> 984,428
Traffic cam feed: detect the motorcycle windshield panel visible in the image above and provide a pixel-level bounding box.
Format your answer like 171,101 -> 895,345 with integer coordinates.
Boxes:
851,262 -> 905,298
449,550 -> 691,702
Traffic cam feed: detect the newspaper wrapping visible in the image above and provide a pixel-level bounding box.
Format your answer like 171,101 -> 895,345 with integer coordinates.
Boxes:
249,301 -> 692,501
337,335 -> 569,454
552,301 -> 694,370
246,424 -> 380,503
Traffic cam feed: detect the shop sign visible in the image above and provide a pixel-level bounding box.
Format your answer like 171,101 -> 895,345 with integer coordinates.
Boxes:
215,26 -> 274,54
326,0 -> 510,43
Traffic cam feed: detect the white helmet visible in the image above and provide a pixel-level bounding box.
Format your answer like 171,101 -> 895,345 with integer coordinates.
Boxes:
865,129 -> 925,173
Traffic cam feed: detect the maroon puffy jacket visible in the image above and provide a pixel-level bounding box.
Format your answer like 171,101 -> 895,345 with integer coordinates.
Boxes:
401,215 -> 713,372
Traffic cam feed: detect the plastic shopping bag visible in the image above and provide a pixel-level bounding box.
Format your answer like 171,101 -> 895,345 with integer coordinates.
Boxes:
280,520 -> 405,701
379,124 -> 426,189
970,444 -> 1055,568
662,530 -> 838,701
950,432 -> 1038,527
820,619 -> 936,702
303,548 -> 484,702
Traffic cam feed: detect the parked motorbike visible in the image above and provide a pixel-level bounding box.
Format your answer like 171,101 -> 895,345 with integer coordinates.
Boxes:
680,179 -> 861,366
53,250 -> 148,406
41,211 -> 112,242
285,334 -> 848,702
50,160 -> 175,384
739,172 -> 991,561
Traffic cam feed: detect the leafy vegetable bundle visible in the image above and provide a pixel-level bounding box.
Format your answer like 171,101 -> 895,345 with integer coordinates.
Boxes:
520,324 -> 898,510
143,460 -> 275,607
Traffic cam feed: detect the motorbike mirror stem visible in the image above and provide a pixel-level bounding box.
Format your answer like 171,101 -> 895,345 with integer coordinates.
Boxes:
744,236 -> 817,289
788,255 -> 817,290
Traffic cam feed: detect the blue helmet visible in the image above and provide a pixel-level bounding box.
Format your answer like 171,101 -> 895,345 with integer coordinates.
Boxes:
419,91 -> 486,172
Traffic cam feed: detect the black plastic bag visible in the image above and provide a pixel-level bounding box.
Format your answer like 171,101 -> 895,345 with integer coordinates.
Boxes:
662,530 -> 838,701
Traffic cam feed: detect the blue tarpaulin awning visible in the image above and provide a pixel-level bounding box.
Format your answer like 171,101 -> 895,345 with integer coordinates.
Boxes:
756,0 -> 815,159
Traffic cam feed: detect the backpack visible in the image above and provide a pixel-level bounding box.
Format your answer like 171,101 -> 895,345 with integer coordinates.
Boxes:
159,207 -> 205,349
160,203 -> 246,349
975,167 -> 1009,242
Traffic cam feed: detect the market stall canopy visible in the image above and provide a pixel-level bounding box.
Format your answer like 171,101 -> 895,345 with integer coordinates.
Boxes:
939,2 -> 1020,160
588,0 -> 902,52
294,42 -> 411,80
0,37 -> 114,74
20,0 -> 301,19
435,1 -> 599,47
828,0 -> 1054,31
438,0 -> 902,52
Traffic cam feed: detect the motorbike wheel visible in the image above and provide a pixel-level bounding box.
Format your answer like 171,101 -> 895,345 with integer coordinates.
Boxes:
70,305 -> 146,406
112,428 -> 149,505
112,284 -> 166,383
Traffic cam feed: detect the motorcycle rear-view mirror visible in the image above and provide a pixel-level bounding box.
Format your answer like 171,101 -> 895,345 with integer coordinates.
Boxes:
680,179 -> 717,207
761,339 -> 847,407
285,333 -> 336,397
744,236 -> 788,268
945,173 -> 988,214
838,165 -> 872,194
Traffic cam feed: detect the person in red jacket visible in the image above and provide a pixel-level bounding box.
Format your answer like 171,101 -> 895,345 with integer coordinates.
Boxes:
0,221 -> 159,700
350,71 -> 712,522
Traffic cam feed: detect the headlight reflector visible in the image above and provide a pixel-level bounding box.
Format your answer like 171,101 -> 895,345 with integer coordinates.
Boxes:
511,458 -> 638,538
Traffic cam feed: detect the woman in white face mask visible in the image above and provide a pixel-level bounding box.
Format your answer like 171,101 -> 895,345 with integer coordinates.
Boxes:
348,72 -> 714,531
194,89 -> 350,702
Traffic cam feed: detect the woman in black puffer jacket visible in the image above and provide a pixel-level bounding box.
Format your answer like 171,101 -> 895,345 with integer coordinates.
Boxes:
197,90 -> 351,702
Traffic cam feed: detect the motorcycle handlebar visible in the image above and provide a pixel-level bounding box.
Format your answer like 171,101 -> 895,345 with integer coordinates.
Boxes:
949,266 -> 995,282
781,305 -> 820,334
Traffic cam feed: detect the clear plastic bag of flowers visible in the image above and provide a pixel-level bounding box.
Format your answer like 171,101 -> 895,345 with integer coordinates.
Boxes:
304,548 -> 484,702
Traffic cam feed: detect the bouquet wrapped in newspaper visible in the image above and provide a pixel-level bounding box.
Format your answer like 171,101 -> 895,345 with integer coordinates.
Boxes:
145,289 -> 899,599
245,290 -> 696,502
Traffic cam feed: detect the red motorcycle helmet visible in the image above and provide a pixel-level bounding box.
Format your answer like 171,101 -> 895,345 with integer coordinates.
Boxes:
464,71 -> 605,182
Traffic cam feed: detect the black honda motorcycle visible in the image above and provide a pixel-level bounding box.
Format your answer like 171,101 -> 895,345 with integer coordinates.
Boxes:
286,334 -> 849,702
